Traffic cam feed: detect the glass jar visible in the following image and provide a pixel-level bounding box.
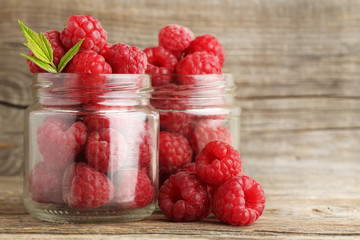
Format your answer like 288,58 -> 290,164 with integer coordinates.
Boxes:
150,74 -> 241,184
24,73 -> 159,223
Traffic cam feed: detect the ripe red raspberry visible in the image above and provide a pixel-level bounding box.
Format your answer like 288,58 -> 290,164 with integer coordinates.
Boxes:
144,46 -> 178,86
60,15 -> 108,53
106,43 -> 147,74
62,162 -> 114,209
211,175 -> 266,226
158,24 -> 194,59
159,131 -> 193,176
65,50 -> 112,103
29,161 -> 64,204
190,119 -> 232,155
158,171 -> 211,221
195,140 -> 242,187
113,168 -> 155,209
66,50 -> 112,74
86,128 -> 126,173
184,34 -> 225,67
176,162 -> 196,174
176,52 -> 222,85
27,30 -> 65,73
37,118 -> 87,170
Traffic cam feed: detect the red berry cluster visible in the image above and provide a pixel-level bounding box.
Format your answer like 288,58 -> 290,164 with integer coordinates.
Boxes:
144,24 -> 224,86
27,15 -> 148,103
29,15 -> 155,210
158,140 -> 266,226
146,25 -> 232,184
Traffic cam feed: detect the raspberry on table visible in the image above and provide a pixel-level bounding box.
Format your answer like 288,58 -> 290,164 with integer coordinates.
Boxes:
159,131 -> 193,176
86,128 -> 126,173
176,52 -> 222,85
37,118 -> 87,170
190,119 -> 233,155
144,46 -> 178,86
113,168 -> 155,209
211,175 -> 265,226
60,15 -> 108,53
158,171 -> 211,222
27,30 -> 65,73
29,161 -> 64,204
62,162 -> 114,209
184,34 -> 225,67
195,140 -> 242,187
106,43 -> 148,74
158,24 -> 194,59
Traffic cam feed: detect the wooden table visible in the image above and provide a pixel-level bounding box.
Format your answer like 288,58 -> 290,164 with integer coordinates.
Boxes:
1,153 -> 359,240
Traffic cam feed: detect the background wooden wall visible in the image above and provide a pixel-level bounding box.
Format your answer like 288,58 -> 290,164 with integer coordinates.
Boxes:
0,0 -> 359,176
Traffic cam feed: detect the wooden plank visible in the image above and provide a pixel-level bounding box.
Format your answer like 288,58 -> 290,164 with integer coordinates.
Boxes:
0,162 -> 359,239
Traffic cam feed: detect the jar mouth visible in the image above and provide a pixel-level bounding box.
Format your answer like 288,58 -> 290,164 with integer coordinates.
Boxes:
149,73 -> 235,89
34,73 -> 152,93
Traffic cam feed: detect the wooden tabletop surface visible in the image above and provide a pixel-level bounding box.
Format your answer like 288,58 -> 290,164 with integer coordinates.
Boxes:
1,153 -> 359,240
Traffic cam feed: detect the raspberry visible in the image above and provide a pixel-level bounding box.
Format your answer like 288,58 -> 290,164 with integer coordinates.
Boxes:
176,52 -> 222,85
113,168 -> 155,208
106,43 -> 147,74
211,175 -> 265,226
27,30 -> 65,73
64,50 -> 112,103
190,119 -> 232,155
158,171 -> 211,221
159,131 -> 193,176
184,34 -> 225,67
62,162 -> 114,209
66,50 -> 112,74
37,118 -> 87,170
86,128 -> 126,173
144,46 -> 178,86
158,24 -> 194,59
60,15 -> 108,53
29,161 -> 64,203
195,140 -> 242,187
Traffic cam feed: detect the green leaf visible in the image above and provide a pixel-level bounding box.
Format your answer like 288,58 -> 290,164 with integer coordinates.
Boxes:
20,53 -> 57,73
40,32 -> 53,63
57,38 -> 84,73
18,20 -> 51,64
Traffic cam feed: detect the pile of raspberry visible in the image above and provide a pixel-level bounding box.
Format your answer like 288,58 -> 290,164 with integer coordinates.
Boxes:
145,25 -> 232,184
158,140 -> 266,226
29,15 -> 155,210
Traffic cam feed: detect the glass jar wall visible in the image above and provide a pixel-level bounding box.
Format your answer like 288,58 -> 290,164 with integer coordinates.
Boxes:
150,74 -> 241,184
23,73 -> 159,223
